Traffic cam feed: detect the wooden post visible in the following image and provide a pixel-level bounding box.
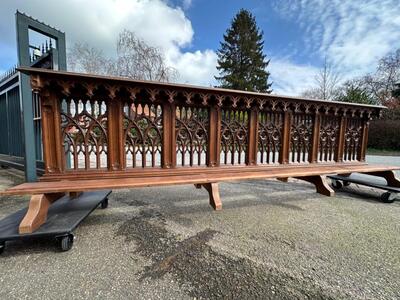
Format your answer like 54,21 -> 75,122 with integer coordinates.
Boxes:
335,115 -> 347,162
162,102 -> 175,168
309,113 -> 321,163
357,119 -> 369,162
279,111 -> 291,164
41,90 -> 64,174
246,108 -> 258,166
207,106 -> 221,167
107,100 -> 124,170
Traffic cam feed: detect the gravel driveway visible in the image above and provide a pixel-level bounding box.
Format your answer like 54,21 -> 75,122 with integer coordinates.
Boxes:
0,156 -> 399,299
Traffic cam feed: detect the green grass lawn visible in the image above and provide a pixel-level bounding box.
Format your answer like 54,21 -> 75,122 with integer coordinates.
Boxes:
367,148 -> 400,156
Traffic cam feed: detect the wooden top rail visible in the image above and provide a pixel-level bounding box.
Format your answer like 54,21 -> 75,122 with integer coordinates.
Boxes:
17,67 -> 385,181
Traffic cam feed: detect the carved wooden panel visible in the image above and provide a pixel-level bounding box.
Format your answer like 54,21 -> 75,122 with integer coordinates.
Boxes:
61,99 -> 108,170
343,118 -> 363,161
123,103 -> 163,168
290,114 -> 313,163
257,112 -> 282,164
175,106 -> 208,167
319,115 -> 340,162
220,109 -> 249,165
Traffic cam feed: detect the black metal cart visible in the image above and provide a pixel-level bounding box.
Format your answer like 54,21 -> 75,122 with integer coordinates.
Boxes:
0,190 -> 111,254
328,174 -> 400,203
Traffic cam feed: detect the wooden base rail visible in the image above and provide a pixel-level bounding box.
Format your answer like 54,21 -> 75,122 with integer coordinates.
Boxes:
8,165 -> 400,234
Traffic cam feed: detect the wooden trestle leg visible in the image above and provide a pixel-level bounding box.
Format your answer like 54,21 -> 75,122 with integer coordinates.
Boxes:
295,175 -> 335,197
366,170 -> 400,188
195,183 -> 222,210
19,193 -> 65,234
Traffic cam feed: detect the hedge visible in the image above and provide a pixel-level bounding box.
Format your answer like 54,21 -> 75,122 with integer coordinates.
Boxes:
368,120 -> 400,150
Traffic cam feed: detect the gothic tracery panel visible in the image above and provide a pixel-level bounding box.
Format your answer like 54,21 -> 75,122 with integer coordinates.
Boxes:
220,109 -> 249,165
61,99 -> 108,170
289,114 -> 313,163
175,106 -> 208,167
124,102 -> 163,168
257,111 -> 283,164
318,115 -> 340,162
343,118 -> 363,161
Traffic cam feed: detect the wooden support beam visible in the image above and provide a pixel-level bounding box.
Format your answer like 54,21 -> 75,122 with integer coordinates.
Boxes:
309,113 -> 321,163
335,116 -> 347,162
246,108 -> 258,166
366,170 -> 400,187
358,119 -> 369,162
295,175 -> 335,196
41,91 -> 64,174
196,182 -> 222,210
107,100 -> 124,170
162,102 -> 176,168
207,106 -> 221,167
19,193 -> 65,234
279,111 -> 291,164
277,177 -> 289,182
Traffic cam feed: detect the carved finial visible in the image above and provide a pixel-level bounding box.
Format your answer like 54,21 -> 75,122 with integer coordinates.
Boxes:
282,101 -> 290,112
200,93 -> 209,106
271,100 -> 278,111
294,103 -> 301,113
245,97 -> 253,109
146,88 -> 158,102
304,104 -> 311,114
231,96 -> 240,108
127,87 -> 140,101
216,95 -> 225,107
59,80 -> 72,96
105,84 -> 119,99
30,74 -> 44,92
166,90 -> 177,103
83,82 -> 96,98
258,99 -> 266,110
183,91 -> 194,104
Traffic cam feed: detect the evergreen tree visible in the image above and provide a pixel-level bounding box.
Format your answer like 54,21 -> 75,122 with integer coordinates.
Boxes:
215,9 -> 272,93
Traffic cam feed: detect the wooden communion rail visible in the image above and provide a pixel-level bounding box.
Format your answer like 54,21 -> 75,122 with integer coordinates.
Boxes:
1,67 -> 399,234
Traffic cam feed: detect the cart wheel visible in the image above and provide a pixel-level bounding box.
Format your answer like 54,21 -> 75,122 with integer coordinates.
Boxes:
59,234 -> 74,251
381,192 -> 396,203
331,180 -> 343,189
0,242 -> 5,255
101,198 -> 108,209
343,181 -> 351,187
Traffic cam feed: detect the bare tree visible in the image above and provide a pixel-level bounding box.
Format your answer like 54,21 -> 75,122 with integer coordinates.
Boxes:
301,58 -> 341,100
67,30 -> 177,82
67,42 -> 109,75
113,30 -> 177,82
360,49 -> 400,105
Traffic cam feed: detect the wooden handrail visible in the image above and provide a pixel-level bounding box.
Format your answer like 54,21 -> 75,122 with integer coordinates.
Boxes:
18,67 -> 384,180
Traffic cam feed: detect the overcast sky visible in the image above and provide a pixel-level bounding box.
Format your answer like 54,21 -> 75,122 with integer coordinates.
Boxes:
0,0 -> 399,95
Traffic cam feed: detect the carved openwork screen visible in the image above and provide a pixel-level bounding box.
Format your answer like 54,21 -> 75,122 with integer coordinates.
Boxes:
175,106 -> 208,167
257,111 -> 282,164
343,118 -> 363,161
23,68 -> 383,178
318,115 -> 340,162
289,113 -> 313,163
123,102 -> 163,168
61,99 -> 108,170
220,109 -> 249,165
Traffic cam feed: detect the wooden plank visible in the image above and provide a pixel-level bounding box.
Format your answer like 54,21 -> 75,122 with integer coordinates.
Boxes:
2,164 -> 399,196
